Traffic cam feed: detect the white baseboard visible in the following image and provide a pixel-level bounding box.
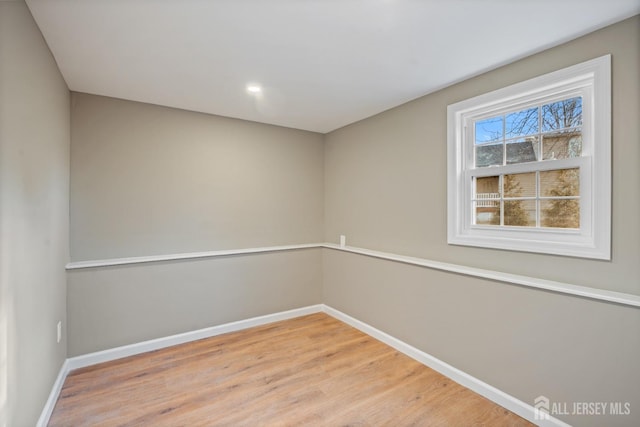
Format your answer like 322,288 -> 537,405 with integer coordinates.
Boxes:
322,305 -> 571,427
67,304 -> 324,370
36,359 -> 71,427
39,303 -> 570,427
38,305 -> 323,425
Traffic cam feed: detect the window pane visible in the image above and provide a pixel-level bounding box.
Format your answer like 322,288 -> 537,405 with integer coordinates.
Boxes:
506,136 -> 539,164
475,176 -> 500,195
541,199 -> 580,228
542,132 -> 582,160
504,173 -> 536,198
504,200 -> 536,227
506,107 -> 538,137
542,97 -> 582,132
475,116 -> 503,144
475,202 -> 500,225
540,168 -> 579,197
476,143 -> 503,167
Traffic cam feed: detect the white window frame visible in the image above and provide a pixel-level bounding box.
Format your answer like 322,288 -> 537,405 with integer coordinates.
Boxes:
447,55 -> 611,260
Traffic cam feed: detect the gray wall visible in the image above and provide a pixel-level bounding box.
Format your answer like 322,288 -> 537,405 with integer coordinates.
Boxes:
71,93 -> 324,261
68,249 -> 322,356
68,94 -> 325,355
323,16 -> 640,427
0,1 -> 70,426
325,16 -> 639,296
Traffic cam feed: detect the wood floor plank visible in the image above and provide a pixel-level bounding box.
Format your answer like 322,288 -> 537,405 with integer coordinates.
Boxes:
49,313 -> 533,426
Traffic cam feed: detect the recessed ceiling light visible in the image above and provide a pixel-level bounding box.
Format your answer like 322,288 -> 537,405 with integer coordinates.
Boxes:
246,84 -> 262,94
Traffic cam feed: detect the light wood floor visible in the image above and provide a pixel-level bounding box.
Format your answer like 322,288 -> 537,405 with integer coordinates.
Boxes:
49,313 -> 533,426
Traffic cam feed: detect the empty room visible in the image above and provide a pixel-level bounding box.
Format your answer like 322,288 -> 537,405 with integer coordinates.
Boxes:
1,0 -> 639,426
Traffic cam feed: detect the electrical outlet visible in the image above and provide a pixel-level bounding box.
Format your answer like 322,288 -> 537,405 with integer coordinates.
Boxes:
57,321 -> 62,343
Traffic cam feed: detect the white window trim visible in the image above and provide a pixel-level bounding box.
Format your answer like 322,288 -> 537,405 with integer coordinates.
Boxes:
447,55 -> 611,260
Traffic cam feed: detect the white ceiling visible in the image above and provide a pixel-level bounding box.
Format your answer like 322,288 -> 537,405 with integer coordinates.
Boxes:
26,0 -> 639,133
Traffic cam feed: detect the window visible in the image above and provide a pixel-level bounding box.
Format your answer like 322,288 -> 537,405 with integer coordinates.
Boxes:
447,55 -> 611,259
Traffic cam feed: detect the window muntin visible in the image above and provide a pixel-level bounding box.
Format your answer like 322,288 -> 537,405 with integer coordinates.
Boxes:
470,95 -> 583,231
473,96 -> 582,168
472,168 -> 580,229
